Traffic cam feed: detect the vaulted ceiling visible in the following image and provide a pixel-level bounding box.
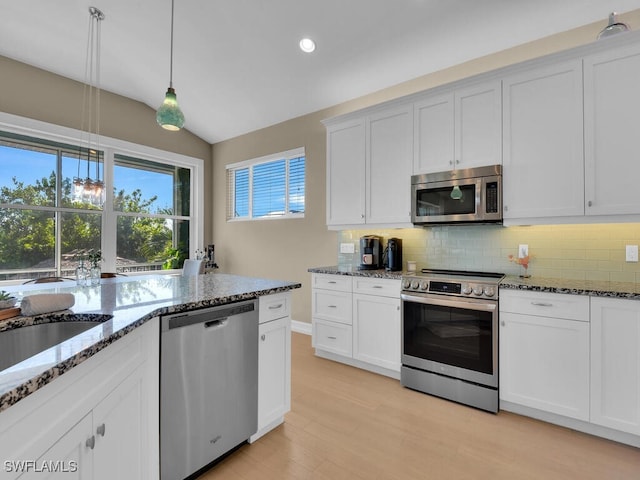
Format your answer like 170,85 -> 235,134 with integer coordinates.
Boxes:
1,1 -> 637,144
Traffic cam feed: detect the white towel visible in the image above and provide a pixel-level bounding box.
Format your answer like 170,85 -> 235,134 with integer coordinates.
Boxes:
20,293 -> 75,316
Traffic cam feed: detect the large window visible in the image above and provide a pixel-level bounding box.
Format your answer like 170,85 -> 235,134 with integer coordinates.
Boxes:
0,123 -> 201,282
226,147 -> 305,220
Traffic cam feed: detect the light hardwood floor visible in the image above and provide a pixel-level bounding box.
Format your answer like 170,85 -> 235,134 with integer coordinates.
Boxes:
199,333 -> 640,479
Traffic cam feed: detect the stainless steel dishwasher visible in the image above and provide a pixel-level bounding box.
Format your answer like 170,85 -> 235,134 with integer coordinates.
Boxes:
160,299 -> 258,480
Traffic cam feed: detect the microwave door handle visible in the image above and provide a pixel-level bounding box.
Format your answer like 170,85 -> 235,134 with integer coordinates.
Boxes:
401,293 -> 497,312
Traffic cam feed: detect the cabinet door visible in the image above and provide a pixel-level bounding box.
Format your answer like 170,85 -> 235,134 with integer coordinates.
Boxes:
366,105 -> 413,225
500,312 -> 589,420
326,119 -> 366,226
502,60 -> 584,220
93,369 -> 146,480
455,80 -> 502,169
413,92 -> 454,174
590,297 -> 640,435
584,44 -> 640,216
352,293 -> 401,372
257,317 -> 291,431
19,414 -> 93,480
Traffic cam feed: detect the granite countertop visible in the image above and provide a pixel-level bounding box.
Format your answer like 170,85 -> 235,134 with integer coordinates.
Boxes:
0,273 -> 301,413
500,275 -> 640,300
308,265 -> 404,279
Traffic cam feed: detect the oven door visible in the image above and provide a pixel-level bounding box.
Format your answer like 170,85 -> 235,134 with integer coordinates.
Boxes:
401,292 -> 498,388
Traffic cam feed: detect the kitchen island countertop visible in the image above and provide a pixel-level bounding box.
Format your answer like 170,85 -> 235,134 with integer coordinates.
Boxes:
0,273 -> 301,413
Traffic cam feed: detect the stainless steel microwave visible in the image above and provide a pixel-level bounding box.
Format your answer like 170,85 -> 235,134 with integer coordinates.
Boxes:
411,165 -> 502,225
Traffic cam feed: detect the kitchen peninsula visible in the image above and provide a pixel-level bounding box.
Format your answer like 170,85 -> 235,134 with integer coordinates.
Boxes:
0,273 -> 300,480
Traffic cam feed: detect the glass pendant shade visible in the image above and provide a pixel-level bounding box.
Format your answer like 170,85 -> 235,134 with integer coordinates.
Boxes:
156,87 -> 185,131
450,185 -> 463,200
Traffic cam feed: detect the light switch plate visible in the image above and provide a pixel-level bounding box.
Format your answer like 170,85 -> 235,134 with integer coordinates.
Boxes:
518,244 -> 528,258
626,245 -> 638,262
340,243 -> 355,254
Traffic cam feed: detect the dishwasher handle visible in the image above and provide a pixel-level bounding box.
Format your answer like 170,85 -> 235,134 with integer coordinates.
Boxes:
164,301 -> 255,330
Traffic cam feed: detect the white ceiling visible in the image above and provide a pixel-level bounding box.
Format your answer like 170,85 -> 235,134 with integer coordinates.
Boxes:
0,1 -> 638,144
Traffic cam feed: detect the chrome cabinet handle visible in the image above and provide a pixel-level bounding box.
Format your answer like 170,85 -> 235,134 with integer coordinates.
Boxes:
361,214 -> 365,219
501,321 -> 505,326
588,200 -> 593,207
97,423 -> 106,437
328,305 -> 337,308
261,334 -> 266,341
328,281 -> 337,284
531,301 -> 553,307
268,304 -> 283,310
86,436 -> 95,450
327,336 -> 337,340
504,205 -> 508,212
372,285 -> 383,289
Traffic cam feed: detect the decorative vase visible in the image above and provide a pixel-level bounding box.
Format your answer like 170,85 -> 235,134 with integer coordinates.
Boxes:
90,267 -> 101,286
519,265 -> 531,278
76,263 -> 89,286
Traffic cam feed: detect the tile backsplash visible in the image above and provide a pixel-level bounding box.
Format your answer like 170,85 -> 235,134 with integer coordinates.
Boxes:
338,224 -> 640,282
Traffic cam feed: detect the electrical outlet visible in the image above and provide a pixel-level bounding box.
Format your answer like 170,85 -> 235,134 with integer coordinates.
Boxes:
340,243 -> 355,254
626,245 -> 638,262
518,244 -> 528,259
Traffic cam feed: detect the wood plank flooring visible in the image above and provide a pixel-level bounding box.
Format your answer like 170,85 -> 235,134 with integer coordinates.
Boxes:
198,333 -> 640,479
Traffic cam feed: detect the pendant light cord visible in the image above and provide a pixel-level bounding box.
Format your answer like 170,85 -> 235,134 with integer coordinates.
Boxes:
169,0 -> 175,88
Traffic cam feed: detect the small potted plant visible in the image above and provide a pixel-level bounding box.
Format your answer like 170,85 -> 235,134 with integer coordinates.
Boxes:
87,249 -> 103,285
0,290 -> 17,310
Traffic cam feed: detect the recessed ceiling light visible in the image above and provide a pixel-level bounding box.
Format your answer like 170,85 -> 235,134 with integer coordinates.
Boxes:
299,38 -> 316,53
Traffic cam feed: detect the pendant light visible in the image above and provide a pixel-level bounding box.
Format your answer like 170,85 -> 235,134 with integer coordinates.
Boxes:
598,12 -> 630,39
73,6 -> 105,207
156,0 -> 185,131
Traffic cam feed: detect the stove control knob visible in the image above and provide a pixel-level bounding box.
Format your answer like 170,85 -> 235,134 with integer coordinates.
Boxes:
484,286 -> 496,297
402,279 -> 411,289
419,281 -> 429,290
461,284 -> 472,295
472,286 -> 484,296
410,280 -> 420,290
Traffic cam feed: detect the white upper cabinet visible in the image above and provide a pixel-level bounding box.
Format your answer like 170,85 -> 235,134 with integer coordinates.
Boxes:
326,119 -> 366,226
366,105 -> 413,225
414,80 -> 501,174
584,43 -> 640,216
325,104 -> 413,229
502,59 -> 584,220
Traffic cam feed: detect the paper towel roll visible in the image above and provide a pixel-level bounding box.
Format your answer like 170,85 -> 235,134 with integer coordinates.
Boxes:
20,293 -> 75,316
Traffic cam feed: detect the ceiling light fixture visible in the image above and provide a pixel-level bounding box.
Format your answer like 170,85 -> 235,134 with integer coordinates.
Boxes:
299,37 -> 316,53
74,6 -> 105,207
598,12 -> 630,39
156,0 -> 185,131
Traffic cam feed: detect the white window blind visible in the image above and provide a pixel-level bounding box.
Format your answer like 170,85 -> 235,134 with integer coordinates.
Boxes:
226,147 -> 305,221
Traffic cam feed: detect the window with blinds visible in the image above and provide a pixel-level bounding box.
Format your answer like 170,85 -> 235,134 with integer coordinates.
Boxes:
226,147 -> 305,220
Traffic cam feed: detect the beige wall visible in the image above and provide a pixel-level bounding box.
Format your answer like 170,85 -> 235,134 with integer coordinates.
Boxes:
211,9 -> 640,324
0,55 -> 213,238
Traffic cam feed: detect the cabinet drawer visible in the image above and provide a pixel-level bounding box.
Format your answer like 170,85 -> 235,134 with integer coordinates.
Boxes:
313,319 -> 352,357
352,277 -> 400,298
312,274 -> 352,292
259,292 -> 291,323
500,289 -> 589,321
312,289 -> 352,324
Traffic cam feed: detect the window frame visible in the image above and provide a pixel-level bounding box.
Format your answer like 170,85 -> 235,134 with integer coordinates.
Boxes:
226,147 -> 305,222
0,112 -> 204,282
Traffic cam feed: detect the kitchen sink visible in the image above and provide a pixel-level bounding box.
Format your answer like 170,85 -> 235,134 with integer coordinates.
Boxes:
0,314 -> 113,371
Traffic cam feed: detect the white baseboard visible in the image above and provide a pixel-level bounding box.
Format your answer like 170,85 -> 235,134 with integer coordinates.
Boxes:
291,320 -> 312,335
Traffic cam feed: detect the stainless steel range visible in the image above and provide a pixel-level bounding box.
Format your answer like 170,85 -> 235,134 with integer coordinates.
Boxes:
401,269 -> 504,413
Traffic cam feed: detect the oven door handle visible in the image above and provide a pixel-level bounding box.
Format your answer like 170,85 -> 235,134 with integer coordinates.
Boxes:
401,293 -> 497,312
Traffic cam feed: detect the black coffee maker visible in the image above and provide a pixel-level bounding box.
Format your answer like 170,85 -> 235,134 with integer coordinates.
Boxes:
384,238 -> 403,272
359,235 -> 382,270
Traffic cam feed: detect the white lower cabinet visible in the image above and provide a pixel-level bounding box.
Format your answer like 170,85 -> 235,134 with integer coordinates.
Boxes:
352,291 -> 400,372
590,297 -> 640,436
0,318 -> 159,480
250,292 -> 292,443
499,292 -> 590,420
312,273 -> 401,378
